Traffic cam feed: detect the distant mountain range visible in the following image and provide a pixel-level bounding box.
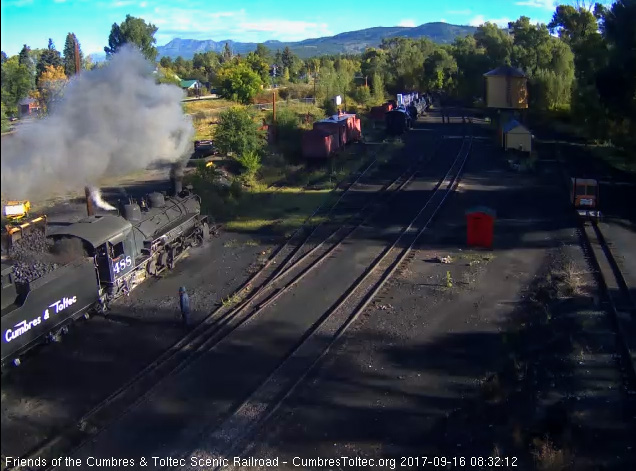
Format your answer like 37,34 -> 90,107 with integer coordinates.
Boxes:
156,22 -> 477,60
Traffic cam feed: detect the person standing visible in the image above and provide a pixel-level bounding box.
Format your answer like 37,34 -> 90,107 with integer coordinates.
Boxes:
179,286 -> 191,326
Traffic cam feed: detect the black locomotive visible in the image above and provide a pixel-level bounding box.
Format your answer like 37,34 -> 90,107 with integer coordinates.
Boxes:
385,108 -> 413,135
1,172 -> 210,370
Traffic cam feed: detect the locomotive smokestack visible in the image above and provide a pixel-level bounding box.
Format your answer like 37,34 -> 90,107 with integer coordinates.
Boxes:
84,186 -> 95,216
170,163 -> 183,196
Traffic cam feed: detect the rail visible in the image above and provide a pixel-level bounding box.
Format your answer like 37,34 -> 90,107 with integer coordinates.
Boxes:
177,130 -> 474,469
6,132 -> 424,471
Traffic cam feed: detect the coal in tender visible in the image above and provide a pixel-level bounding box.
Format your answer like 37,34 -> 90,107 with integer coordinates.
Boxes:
7,231 -> 84,283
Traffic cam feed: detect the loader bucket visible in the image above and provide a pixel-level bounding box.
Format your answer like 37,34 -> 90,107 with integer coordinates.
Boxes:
3,216 -> 47,250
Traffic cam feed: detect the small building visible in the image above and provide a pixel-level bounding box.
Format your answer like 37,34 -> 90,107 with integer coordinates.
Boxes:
483,66 -> 528,109
180,79 -> 201,97
502,119 -> 532,153
18,98 -> 40,118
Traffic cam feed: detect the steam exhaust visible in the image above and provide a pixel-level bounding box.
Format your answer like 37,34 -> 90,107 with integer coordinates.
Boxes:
85,186 -> 116,215
90,187 -> 117,211
170,163 -> 184,196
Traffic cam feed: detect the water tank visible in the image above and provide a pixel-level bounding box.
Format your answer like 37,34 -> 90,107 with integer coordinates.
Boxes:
148,192 -> 165,208
123,204 -> 141,222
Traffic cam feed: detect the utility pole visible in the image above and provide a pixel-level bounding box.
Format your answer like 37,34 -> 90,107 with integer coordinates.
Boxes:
74,37 -> 80,76
313,68 -> 317,105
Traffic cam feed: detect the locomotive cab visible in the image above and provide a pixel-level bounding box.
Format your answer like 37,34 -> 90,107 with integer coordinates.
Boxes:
570,177 -> 600,220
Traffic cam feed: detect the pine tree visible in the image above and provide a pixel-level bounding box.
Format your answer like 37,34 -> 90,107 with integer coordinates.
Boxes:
37,39 -> 62,82
18,44 -> 31,66
18,44 -> 36,90
222,42 -> 232,62
63,33 -> 83,76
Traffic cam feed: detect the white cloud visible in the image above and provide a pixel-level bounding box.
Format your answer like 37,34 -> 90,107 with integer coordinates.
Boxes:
440,18 -> 448,23
140,1 -> 147,7
53,0 -> 67,3
147,7 -> 332,43
469,15 -> 511,27
515,0 -> 555,9
398,19 -> 416,27
447,9 -> 471,15
240,20 -> 331,38
112,0 -> 136,7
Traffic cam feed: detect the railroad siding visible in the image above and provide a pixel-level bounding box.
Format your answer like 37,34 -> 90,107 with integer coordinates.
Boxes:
60,138 -> 459,465
223,127 -> 636,470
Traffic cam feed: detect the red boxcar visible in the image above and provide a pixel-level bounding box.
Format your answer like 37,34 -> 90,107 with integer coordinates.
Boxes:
302,128 -> 338,159
341,114 -> 362,142
369,103 -> 393,121
314,118 -> 348,149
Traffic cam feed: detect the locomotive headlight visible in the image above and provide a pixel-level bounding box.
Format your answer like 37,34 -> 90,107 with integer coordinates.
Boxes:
4,202 -> 29,217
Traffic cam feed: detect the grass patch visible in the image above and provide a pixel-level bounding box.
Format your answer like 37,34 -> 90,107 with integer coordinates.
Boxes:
555,262 -> 584,298
187,123 -> 401,236
532,437 -> 572,471
184,98 -> 238,114
589,144 -> 636,175
221,292 -> 242,307
225,187 -> 330,233
223,239 -> 240,248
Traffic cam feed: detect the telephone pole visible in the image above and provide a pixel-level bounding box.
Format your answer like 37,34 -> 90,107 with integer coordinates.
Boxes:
74,37 -> 80,76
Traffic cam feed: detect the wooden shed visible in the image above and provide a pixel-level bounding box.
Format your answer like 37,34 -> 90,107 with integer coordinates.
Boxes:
18,98 -> 40,118
302,128 -> 337,159
484,66 -> 528,109
502,119 -> 532,152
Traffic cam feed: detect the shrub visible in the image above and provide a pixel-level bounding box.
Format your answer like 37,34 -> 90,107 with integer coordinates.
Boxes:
323,98 -> 337,116
213,106 -> 265,157
236,150 -> 262,184
351,86 -> 372,106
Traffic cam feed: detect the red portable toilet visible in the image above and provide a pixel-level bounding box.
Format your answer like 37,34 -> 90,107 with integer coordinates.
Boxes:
466,206 -> 496,249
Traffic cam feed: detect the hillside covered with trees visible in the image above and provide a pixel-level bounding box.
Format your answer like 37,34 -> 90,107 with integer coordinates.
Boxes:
2,2 -> 634,154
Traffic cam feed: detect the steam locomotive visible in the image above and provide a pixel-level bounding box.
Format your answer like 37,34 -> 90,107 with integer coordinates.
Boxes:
1,173 -> 211,370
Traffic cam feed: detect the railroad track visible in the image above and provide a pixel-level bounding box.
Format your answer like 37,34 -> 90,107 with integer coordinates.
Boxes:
6,131 -> 445,471
553,155 -> 636,409
577,217 -> 636,389
176,132 -> 474,470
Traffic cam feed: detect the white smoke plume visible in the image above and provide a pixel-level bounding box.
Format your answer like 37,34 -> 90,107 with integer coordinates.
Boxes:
89,187 -> 117,211
1,45 -> 194,201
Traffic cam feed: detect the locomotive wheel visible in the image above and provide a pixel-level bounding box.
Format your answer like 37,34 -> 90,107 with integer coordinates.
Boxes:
157,251 -> 169,268
168,248 -> 176,269
147,259 -> 157,276
202,222 -> 211,242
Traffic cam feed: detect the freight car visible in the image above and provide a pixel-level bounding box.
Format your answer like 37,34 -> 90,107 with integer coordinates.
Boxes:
385,108 -> 412,135
1,171 -> 211,370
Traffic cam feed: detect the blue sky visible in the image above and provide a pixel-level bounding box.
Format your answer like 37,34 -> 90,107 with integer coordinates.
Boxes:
1,0 -> 560,57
